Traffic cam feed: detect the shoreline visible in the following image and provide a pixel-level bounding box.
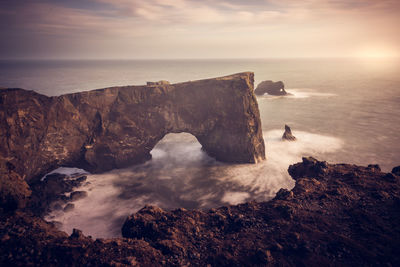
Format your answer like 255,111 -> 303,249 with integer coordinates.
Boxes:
1,158 -> 399,265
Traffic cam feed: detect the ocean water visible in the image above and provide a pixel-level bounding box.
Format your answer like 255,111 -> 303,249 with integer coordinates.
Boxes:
1,58 -> 399,237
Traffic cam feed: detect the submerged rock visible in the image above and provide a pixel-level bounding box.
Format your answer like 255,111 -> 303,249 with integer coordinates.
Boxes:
63,203 -> 74,212
69,191 -> 88,201
255,80 -> 287,96
282,124 -> 296,141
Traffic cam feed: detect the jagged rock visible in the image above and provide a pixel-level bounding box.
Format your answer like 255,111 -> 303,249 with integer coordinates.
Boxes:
69,191 -> 87,201
0,172 -> 31,214
28,173 -> 88,216
1,159 -> 400,265
392,166 -> 400,176
63,203 -> 74,212
0,72 -> 265,183
368,164 -> 381,171
0,160 -> 31,213
254,80 -> 287,96
146,80 -> 170,86
282,124 -> 296,141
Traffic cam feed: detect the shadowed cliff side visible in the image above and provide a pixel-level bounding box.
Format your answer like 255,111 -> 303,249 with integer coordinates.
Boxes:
0,72 -> 265,185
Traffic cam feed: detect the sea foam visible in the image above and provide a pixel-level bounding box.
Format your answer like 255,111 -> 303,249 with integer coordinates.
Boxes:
45,130 -> 343,238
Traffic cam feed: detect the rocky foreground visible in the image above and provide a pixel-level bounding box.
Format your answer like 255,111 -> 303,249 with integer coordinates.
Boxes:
1,158 -> 399,266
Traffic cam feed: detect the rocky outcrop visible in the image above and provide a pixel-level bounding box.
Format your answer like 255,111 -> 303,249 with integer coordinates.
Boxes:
392,166 -> 400,176
0,72 -> 265,184
254,80 -> 287,96
29,173 -> 88,216
1,158 -> 399,266
147,80 -> 170,86
282,124 -> 296,141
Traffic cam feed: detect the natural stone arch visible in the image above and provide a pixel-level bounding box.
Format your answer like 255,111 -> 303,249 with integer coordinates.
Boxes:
0,72 -> 265,182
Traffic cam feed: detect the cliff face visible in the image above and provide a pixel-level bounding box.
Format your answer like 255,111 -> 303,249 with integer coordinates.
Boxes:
0,72 -> 265,183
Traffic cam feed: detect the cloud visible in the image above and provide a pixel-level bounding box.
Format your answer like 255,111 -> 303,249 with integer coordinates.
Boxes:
0,0 -> 399,58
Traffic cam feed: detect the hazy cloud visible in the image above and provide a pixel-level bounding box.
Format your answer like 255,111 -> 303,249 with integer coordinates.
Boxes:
0,0 -> 399,58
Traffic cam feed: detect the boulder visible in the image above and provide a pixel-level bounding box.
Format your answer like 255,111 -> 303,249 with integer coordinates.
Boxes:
255,80 -> 287,96
282,125 -> 296,141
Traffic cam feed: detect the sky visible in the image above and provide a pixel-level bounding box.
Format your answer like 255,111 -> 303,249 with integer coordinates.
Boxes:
0,0 -> 399,59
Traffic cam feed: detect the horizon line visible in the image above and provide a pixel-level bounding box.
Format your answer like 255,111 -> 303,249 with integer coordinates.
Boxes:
1,56 -> 400,61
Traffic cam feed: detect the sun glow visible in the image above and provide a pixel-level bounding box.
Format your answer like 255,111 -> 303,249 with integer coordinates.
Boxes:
356,45 -> 399,58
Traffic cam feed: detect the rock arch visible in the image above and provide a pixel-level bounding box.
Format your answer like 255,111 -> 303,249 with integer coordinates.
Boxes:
0,72 -> 265,181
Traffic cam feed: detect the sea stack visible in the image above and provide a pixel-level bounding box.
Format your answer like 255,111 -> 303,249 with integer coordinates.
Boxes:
255,80 -> 287,96
282,124 -> 296,141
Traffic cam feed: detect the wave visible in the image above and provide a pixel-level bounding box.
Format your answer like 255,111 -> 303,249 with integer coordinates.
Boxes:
44,131 -> 343,238
259,88 -> 337,99
41,167 -> 88,181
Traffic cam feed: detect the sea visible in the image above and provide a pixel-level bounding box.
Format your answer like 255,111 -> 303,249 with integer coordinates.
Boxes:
1,58 -> 399,238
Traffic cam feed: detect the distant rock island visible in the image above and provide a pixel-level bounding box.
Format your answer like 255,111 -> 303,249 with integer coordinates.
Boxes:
255,80 -> 288,96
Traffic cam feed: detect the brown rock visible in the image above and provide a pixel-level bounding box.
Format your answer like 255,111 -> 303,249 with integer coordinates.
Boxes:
0,72 -> 265,182
1,160 -> 400,266
282,124 -> 296,141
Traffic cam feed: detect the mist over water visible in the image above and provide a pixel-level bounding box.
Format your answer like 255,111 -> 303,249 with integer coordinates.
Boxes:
45,130 -> 342,238
2,58 -> 399,237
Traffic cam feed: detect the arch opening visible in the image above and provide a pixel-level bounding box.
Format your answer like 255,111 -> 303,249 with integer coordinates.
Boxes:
149,132 -> 214,167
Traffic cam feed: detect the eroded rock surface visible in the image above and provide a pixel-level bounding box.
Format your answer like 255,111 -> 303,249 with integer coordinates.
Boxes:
282,124 -> 296,141
255,80 -> 287,96
0,72 -> 265,184
1,158 -> 399,266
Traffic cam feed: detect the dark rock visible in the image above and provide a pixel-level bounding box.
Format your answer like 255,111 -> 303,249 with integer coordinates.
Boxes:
384,173 -> 397,182
28,173 -> 87,216
282,124 -> 296,141
0,72 -> 265,183
63,203 -> 74,212
392,166 -> 400,176
367,164 -> 381,171
288,157 -> 328,180
1,160 -> 400,266
274,188 -> 294,200
69,191 -> 87,201
70,228 -> 84,239
255,80 -> 287,96
119,159 -> 400,266
0,163 -> 31,213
